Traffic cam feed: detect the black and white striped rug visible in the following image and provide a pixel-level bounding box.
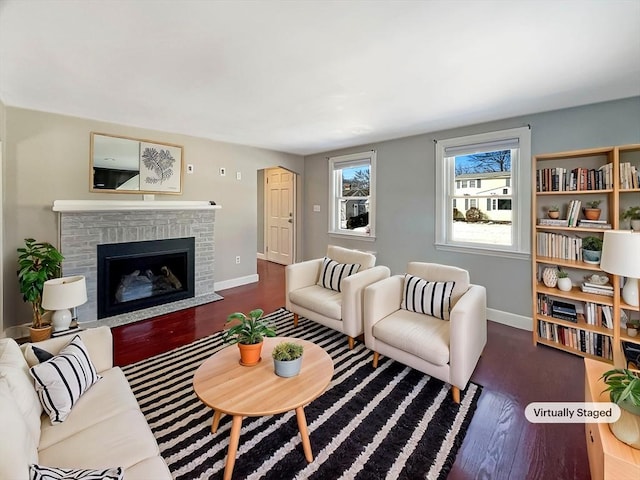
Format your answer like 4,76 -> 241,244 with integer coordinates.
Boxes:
122,308 -> 481,480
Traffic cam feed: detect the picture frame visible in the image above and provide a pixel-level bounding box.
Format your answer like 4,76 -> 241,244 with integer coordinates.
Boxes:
90,132 -> 184,194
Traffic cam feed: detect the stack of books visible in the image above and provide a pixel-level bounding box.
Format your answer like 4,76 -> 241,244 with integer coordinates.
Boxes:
580,281 -> 614,296
51,325 -> 84,337
538,218 -> 569,227
551,300 -> 578,322
577,219 -> 612,229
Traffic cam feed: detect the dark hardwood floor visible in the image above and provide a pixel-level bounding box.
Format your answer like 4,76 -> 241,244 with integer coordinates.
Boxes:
113,260 -> 590,480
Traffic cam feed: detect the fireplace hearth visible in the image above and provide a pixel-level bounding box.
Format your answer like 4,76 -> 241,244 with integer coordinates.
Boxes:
97,237 -> 195,319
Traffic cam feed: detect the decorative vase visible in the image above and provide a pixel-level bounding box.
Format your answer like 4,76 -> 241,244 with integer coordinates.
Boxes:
542,267 -> 558,288
582,249 -> 602,265
548,211 -> 560,219
631,219 -> 640,231
29,325 -> 52,342
583,208 -> 601,220
609,398 -> 640,449
273,356 -> 303,377
557,277 -> 572,292
238,342 -> 263,366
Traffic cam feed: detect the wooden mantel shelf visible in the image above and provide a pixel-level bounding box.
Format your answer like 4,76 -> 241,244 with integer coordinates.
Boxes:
52,200 -> 222,212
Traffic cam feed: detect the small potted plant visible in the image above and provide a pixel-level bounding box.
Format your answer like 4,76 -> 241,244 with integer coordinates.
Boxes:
583,200 -> 602,220
582,236 -> 603,265
627,318 -> 640,337
557,270 -> 572,292
271,341 -> 304,377
546,205 -> 560,219
601,368 -> 640,448
621,206 -> 640,231
17,238 -> 64,342
222,308 -> 276,366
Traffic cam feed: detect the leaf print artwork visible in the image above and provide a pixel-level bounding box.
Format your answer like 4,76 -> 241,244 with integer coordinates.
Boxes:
141,147 -> 175,185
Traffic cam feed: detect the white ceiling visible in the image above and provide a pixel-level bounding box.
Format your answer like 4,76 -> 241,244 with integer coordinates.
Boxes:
1,0 -> 639,155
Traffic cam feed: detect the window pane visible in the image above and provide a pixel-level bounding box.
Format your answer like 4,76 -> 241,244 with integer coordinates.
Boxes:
341,166 -> 370,197
452,149 -> 512,246
339,198 -> 369,231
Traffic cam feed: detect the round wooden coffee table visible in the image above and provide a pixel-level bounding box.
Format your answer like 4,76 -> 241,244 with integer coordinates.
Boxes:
193,336 -> 333,480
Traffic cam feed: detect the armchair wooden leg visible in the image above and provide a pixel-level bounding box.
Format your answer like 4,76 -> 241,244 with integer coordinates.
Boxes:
348,336 -> 354,350
372,351 -> 379,368
293,313 -> 298,327
451,386 -> 460,404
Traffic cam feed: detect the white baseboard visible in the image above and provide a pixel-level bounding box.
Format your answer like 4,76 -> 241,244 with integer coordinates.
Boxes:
487,308 -> 532,331
257,252 -> 266,260
215,274 -> 260,291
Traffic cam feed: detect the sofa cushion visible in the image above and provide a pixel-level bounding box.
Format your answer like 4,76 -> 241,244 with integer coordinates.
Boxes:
373,309 -> 450,366
29,464 -> 123,480
327,245 -> 376,269
289,285 -> 342,320
0,338 -> 43,444
30,335 -> 102,424
39,367 -> 140,450
401,274 -> 455,320
317,257 -> 360,292
32,345 -> 55,363
124,457 -> 172,480
0,377 -> 39,480
406,262 -> 470,307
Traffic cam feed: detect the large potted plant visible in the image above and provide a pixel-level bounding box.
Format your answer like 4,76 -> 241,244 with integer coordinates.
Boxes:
222,308 -> 276,366
272,341 -> 304,377
582,236 -> 603,265
621,206 -> 640,231
17,238 -> 64,341
601,368 -> 640,448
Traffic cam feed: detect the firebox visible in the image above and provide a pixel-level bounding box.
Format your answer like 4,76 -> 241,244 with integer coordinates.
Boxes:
97,237 -> 195,319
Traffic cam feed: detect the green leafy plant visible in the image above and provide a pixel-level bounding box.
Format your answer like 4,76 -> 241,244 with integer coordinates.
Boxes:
582,236 -> 603,251
557,270 -> 569,279
621,206 -> 640,220
17,238 -> 64,328
546,205 -> 559,212
222,308 -> 276,345
585,200 -> 602,209
601,369 -> 640,409
272,342 -> 304,361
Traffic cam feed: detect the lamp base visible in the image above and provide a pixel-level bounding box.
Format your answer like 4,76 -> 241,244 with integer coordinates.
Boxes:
622,278 -> 639,307
51,309 -> 72,332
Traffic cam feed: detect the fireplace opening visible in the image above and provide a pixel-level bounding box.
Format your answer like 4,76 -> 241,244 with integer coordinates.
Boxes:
97,237 -> 195,319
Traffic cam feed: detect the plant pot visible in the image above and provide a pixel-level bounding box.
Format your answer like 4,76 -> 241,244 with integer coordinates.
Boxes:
547,211 -> 560,219
583,208 -> 601,220
273,356 -> 303,377
238,341 -> 263,366
29,325 -> 52,342
582,248 -> 601,265
631,219 -> 640,231
609,398 -> 640,449
557,277 -> 572,292
542,267 -> 558,288
627,327 -> 638,337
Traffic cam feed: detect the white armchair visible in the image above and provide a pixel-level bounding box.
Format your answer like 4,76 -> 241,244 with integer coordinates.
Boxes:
286,245 -> 391,349
364,262 -> 487,403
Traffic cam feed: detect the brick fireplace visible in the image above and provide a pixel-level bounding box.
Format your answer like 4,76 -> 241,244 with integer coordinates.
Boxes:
53,200 -> 222,325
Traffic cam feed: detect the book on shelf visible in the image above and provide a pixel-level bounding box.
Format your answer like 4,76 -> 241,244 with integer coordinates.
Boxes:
551,300 -> 577,322
51,326 -> 83,337
538,218 -> 569,226
582,281 -> 613,290
567,200 -> 581,227
577,220 -> 612,229
580,283 -> 614,296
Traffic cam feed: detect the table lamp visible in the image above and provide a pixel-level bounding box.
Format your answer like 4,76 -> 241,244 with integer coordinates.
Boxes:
600,231 -> 640,307
41,275 -> 87,332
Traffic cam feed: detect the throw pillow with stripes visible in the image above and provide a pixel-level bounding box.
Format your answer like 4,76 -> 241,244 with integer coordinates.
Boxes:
317,257 -> 361,292
29,465 -> 123,480
29,335 -> 102,424
401,274 -> 455,320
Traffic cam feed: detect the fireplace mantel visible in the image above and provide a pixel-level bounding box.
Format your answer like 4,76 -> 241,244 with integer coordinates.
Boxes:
53,200 -> 222,212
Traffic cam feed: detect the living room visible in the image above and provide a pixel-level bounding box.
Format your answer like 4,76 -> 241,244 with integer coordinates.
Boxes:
1,1 -> 640,479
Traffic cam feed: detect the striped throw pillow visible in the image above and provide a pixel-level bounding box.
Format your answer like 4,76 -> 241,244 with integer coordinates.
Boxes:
317,257 -> 361,292
29,465 -> 123,480
401,274 -> 455,320
29,335 -> 102,424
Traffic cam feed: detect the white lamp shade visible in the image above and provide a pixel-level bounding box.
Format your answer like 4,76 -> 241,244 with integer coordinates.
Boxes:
41,275 -> 87,310
600,231 -> 640,307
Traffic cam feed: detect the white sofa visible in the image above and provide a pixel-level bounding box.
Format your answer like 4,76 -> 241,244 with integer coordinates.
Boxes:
0,326 -> 171,479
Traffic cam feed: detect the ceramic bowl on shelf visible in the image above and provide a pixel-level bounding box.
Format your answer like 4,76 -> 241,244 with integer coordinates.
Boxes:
586,274 -> 609,285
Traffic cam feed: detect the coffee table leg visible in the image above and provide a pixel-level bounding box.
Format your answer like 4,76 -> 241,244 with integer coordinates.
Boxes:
295,406 -> 313,462
224,415 -> 243,480
211,410 -> 222,433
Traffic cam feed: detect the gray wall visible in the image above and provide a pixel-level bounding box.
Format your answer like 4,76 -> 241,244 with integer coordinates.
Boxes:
303,97 -> 640,324
0,100 -> 5,334
2,107 -> 304,330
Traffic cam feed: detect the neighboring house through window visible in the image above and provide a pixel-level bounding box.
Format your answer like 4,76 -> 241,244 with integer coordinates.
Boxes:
435,126 -> 530,258
328,151 -> 376,239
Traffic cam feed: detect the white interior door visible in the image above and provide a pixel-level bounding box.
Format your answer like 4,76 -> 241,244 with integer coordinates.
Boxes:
266,167 -> 295,265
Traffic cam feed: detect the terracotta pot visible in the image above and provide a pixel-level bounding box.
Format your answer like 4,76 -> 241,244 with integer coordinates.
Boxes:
547,211 -> 560,219
583,208 -> 601,220
238,341 -> 263,366
29,326 -> 52,342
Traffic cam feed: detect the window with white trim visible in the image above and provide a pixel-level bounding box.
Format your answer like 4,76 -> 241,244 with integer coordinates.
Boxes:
328,151 -> 376,239
435,127 -> 530,257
